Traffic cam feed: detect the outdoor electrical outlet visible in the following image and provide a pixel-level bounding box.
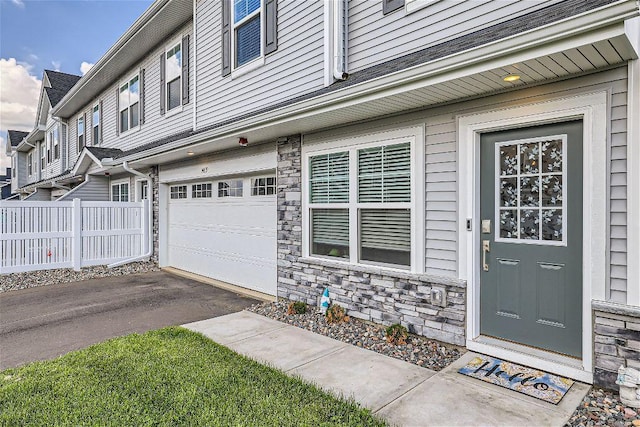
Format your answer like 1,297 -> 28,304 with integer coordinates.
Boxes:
430,287 -> 447,308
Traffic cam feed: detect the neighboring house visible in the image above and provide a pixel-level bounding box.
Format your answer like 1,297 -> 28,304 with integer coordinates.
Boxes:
6,71 -> 81,200
0,168 -> 13,199
7,0 -> 640,389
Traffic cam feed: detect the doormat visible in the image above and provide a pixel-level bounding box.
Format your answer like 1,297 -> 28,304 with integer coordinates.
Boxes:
458,355 -> 574,404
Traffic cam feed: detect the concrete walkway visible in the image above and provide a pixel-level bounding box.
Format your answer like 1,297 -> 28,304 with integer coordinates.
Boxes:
184,311 -> 590,427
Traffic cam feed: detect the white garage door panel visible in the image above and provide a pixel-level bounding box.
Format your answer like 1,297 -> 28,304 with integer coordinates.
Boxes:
168,196 -> 277,295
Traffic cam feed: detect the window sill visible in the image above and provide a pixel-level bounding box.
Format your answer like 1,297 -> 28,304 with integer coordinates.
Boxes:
298,256 -> 466,289
405,0 -> 440,14
231,56 -> 265,80
165,104 -> 184,118
119,125 -> 141,138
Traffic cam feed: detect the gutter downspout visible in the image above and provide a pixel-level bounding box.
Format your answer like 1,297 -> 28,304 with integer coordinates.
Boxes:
332,0 -> 348,81
107,161 -> 153,267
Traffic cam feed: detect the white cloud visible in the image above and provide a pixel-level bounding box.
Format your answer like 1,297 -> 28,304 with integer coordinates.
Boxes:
80,61 -> 94,75
11,0 -> 25,8
0,135 -> 10,175
51,60 -> 61,71
0,58 -> 40,130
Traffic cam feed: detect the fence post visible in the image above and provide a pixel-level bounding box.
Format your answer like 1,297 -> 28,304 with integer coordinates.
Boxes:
143,198 -> 150,255
72,198 -> 82,271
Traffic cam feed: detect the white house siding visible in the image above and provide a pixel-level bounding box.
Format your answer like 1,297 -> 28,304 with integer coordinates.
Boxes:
302,67 -> 628,299
348,0 -> 561,73
88,21 -> 194,154
195,0 -> 325,129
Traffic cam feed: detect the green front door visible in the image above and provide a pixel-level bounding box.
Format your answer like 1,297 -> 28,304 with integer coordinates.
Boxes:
479,121 -> 583,358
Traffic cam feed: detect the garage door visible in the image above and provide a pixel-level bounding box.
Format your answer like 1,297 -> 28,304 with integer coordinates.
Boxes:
167,175 -> 277,295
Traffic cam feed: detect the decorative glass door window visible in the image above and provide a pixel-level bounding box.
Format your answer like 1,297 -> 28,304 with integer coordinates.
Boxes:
495,135 -> 566,245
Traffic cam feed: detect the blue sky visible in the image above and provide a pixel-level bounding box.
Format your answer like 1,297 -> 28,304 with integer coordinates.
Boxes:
1,0 -> 153,77
0,0 -> 154,173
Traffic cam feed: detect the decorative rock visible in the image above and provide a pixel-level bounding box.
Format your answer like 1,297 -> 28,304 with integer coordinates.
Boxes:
0,262 -> 159,293
248,300 -> 463,371
625,408 -> 638,419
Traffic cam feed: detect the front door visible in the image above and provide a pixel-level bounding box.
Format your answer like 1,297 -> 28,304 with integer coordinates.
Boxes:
479,121 -> 583,358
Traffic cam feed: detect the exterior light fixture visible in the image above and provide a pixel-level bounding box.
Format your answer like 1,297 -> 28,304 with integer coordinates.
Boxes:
187,151 -> 195,156
503,74 -> 521,82
238,137 -> 248,147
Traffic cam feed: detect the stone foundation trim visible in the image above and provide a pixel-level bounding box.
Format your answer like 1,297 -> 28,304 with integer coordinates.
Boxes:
593,300 -> 640,390
297,256 -> 466,289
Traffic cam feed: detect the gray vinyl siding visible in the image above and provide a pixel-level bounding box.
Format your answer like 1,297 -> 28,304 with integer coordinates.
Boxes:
195,0 -> 325,129
58,175 -> 110,201
348,0 -> 561,73
302,67 -> 628,300
25,147 -> 38,185
24,188 -> 52,201
96,22 -> 193,153
16,152 -> 28,188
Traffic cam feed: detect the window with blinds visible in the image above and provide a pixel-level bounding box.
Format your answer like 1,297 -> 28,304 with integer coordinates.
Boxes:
311,209 -> 349,258
307,140 -> 413,268
309,151 -> 349,203
358,142 -> 411,203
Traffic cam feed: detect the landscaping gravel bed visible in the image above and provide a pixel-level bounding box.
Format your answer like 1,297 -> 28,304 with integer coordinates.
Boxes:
0,261 -> 160,293
248,300 -> 463,371
566,388 -> 640,427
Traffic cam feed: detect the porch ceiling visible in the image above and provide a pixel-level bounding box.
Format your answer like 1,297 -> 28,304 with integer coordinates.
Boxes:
124,20 -> 639,169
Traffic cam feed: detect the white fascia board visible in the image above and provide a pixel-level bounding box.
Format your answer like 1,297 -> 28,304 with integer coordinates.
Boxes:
113,0 -> 638,166
71,150 -> 103,176
51,0 -> 173,117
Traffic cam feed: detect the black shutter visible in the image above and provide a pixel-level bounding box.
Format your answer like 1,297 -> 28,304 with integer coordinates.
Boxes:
182,35 -> 190,104
99,100 -> 103,143
382,0 -> 403,14
140,68 -> 146,124
159,53 -> 166,115
115,88 -> 120,136
264,0 -> 277,55
221,0 -> 231,76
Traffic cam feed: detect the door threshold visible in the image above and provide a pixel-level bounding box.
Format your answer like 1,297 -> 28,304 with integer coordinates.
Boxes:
467,335 -> 592,384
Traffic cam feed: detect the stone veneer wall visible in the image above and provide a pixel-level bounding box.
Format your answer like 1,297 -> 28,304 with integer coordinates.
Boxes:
150,165 -> 159,263
276,134 -> 467,346
593,301 -> 640,390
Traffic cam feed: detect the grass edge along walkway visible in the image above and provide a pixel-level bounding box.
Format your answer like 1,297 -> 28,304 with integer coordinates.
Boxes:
0,327 -> 386,426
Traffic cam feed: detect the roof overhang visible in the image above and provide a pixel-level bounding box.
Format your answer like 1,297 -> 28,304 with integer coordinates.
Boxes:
18,126 -> 44,152
107,1 -> 639,169
52,0 -> 192,118
72,148 -> 105,176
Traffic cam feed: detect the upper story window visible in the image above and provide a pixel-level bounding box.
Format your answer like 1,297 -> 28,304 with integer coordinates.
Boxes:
166,42 -> 182,111
221,0 -> 277,76
27,152 -> 33,176
52,127 -> 60,160
118,74 -> 140,134
40,142 -> 45,170
92,103 -> 100,145
46,131 -> 51,163
77,116 -> 85,152
234,0 -> 261,67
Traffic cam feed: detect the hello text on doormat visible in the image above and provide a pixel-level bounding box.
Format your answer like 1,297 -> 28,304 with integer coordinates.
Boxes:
458,355 -> 574,404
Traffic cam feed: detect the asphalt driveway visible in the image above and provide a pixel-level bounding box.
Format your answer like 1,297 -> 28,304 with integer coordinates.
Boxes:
0,270 -> 260,370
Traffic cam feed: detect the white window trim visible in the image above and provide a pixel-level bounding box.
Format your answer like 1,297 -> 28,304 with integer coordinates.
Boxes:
169,184 -> 188,200
118,71 -> 141,137
457,91 -> 608,384
192,182 -> 213,198
111,179 -> 130,202
302,126 -> 425,274
92,102 -> 100,145
77,115 -> 85,152
217,178 -> 244,198
164,36 -> 184,116
230,0 -> 265,78
27,152 -> 33,177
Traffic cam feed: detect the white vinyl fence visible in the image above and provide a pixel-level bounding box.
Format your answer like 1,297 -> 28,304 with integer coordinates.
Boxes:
0,199 -> 150,274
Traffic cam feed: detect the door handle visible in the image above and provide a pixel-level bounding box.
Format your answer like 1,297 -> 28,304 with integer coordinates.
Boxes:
482,240 -> 490,271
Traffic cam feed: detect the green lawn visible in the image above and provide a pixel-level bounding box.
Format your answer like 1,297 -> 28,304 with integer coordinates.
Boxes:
0,327 -> 386,426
